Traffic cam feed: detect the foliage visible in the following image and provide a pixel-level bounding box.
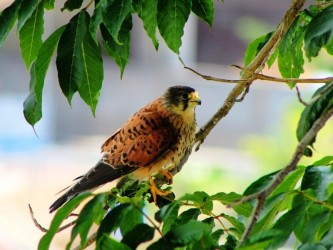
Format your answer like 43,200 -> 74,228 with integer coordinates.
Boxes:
2,0 -> 333,249
37,157 -> 333,249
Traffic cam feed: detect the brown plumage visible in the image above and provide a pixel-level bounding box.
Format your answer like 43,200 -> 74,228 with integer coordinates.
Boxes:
49,86 -> 201,212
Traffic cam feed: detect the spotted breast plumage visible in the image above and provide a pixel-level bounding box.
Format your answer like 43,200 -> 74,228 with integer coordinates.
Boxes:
49,85 -> 201,213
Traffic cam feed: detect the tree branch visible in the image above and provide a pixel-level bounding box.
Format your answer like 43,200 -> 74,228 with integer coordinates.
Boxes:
234,104 -> 333,245
194,0 -> 306,150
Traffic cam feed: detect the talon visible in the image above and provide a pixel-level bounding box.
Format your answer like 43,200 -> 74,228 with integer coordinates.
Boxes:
149,177 -> 172,204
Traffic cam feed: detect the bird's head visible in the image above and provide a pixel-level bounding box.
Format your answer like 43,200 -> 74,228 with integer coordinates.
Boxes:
163,86 -> 201,115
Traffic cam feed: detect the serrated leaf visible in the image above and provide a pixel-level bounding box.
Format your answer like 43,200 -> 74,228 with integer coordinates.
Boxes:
155,201 -> 180,234
133,0 -> 159,49
96,203 -> 131,241
191,0 -> 214,27
56,11 -> 87,104
296,83 -> 333,154
62,0 -> 84,11
278,15 -> 306,88
38,192 -> 92,250
18,0 -> 41,30
301,165 -> 333,201
0,0 -> 21,48
165,220 -> 211,247
121,223 -> 155,249
79,17 -> 103,115
23,26 -> 65,126
101,14 -> 132,77
66,194 -> 106,250
304,5 -> 333,59
102,0 -> 132,44
210,192 -> 253,217
19,1 -> 44,69
157,0 -> 191,54
98,235 -> 131,250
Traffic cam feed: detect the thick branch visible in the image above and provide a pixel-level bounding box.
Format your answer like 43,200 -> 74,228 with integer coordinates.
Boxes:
194,0 -> 305,149
236,105 -> 333,244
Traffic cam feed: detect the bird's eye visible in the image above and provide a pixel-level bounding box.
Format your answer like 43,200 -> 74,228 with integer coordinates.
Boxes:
181,93 -> 189,100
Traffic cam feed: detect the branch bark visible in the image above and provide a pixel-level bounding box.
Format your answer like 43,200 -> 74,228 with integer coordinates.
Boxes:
194,0 -> 306,149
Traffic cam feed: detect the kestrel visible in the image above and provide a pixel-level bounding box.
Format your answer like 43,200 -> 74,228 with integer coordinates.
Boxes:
49,86 -> 201,212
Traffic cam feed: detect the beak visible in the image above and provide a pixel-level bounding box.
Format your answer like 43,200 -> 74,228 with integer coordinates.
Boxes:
190,91 -> 201,105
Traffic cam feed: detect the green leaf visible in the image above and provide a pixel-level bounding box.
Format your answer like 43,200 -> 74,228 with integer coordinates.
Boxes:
44,0 -> 55,10
121,223 -> 155,249
244,35 -> 267,67
101,14 -> 132,77
301,165 -> 333,201
98,235 -> 131,250
191,0 -> 214,27
96,203 -> 131,241
210,192 -> 252,217
133,0 -> 159,49
179,191 -> 213,215
165,220 -> 211,247
321,226 -> 333,248
119,202 -> 143,236
23,26 -> 65,126
243,170 -> 279,196
238,229 -> 283,250
304,5 -> 333,59
298,243 -> 327,250
61,0 -> 84,11
296,84 -> 333,155
221,213 -> 245,237
38,192 -> 92,250
157,0 -> 192,54
278,15 -> 306,88
313,156 -> 333,166
155,201 -> 180,234
56,11 -> 87,104
0,0 -> 21,48
90,0 -> 106,41
102,0 -> 132,44
67,194 -> 106,250
175,208 -> 201,225
79,17 -> 104,115
19,1 -> 44,69
270,166 -> 305,197
18,0 -> 41,30
295,208 -> 330,243
269,202 -> 309,249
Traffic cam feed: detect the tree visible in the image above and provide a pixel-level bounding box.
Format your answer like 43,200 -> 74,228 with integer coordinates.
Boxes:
2,0 -> 333,249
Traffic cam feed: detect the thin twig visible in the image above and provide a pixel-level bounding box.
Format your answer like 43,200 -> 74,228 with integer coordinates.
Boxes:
235,105 -> 333,245
194,0 -> 306,150
296,86 -> 308,106
29,204 -> 77,233
232,65 -> 333,84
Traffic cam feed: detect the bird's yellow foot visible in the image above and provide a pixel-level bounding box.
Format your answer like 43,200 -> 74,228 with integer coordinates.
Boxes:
158,169 -> 173,184
149,177 -> 172,204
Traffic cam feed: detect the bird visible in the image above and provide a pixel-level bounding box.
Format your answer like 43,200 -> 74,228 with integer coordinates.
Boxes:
49,85 -> 201,213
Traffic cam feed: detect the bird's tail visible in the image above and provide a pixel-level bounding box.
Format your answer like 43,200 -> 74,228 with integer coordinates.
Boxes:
49,161 -> 137,213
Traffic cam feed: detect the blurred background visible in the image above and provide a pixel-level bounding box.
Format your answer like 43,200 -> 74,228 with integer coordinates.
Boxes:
1,0 -> 333,249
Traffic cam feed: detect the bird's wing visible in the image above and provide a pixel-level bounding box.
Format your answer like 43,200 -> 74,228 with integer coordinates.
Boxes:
101,109 -> 179,168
